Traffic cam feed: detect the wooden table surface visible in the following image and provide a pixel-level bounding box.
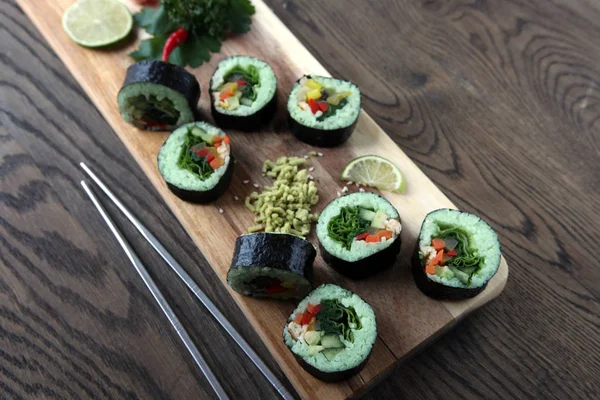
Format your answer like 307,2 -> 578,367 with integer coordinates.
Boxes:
1,0 -> 598,399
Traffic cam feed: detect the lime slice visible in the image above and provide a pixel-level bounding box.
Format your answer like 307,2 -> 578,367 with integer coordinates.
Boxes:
62,0 -> 133,47
341,155 -> 405,193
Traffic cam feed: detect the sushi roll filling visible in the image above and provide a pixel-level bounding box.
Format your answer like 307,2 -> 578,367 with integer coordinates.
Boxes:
177,125 -> 231,177
328,206 -> 401,250
126,94 -> 180,130
420,226 -> 483,285
287,299 -> 361,360
213,65 -> 260,111
296,76 -> 352,120
244,275 -> 301,296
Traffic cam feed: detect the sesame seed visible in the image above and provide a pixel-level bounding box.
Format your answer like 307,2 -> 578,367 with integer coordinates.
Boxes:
359,188 -> 365,192
218,208 -> 224,214
336,191 -> 341,197
317,152 -> 324,157
253,183 -> 260,188
234,196 -> 239,201
303,155 -> 309,159
243,180 -> 250,184
308,167 -> 315,172
341,186 -> 349,193
347,181 -> 353,185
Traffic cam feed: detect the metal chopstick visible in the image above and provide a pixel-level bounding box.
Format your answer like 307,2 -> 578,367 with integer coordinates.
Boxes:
80,180 -> 230,400
80,162 -> 294,400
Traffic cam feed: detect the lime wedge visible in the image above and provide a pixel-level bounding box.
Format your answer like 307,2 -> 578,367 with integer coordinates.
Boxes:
341,155 -> 405,193
62,0 -> 133,48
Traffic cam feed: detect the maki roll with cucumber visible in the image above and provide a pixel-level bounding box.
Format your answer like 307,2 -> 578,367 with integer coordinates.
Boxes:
118,60 -> 200,131
317,192 -> 402,279
158,122 -> 233,203
227,233 -> 316,299
210,56 -> 277,131
413,209 -> 501,300
288,75 -> 361,147
283,284 -> 377,382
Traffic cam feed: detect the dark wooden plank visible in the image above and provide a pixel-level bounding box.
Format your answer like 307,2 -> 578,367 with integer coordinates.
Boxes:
1,0 -> 598,399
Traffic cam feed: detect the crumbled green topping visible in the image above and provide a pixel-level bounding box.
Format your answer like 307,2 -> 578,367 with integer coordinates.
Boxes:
245,156 -> 319,237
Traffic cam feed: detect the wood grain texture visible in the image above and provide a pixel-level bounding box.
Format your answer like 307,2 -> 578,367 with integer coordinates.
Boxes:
1,1 -> 597,400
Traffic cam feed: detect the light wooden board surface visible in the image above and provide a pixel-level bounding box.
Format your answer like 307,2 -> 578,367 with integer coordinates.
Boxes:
17,0 -> 509,398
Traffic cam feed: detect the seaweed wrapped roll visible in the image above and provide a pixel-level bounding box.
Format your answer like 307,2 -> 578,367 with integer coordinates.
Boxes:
317,192 -> 402,279
288,75 -> 361,147
413,208 -> 501,300
118,60 -> 200,131
283,284 -> 377,382
158,122 -> 233,203
210,56 -> 277,131
227,233 -> 316,299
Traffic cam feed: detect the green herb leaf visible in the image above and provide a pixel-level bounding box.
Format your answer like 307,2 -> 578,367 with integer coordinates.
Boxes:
316,299 -> 362,343
327,206 -> 371,250
177,129 -> 214,179
133,5 -> 178,37
129,36 -> 167,61
437,227 -> 483,284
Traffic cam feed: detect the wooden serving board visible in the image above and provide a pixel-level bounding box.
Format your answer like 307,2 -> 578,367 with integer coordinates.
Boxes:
18,1 -> 509,398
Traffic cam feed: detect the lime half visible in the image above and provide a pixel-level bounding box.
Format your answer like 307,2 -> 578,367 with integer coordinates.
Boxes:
341,155 -> 405,193
62,0 -> 133,47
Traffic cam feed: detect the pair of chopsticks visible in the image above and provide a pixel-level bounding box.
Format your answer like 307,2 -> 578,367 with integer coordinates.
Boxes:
79,162 -> 293,400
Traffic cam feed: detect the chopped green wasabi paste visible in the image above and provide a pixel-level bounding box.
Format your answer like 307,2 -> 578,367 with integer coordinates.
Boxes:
245,156 -> 319,237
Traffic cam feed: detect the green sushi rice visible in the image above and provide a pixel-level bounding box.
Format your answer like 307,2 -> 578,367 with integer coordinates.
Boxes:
418,209 -> 501,289
288,75 -> 360,130
211,56 -> 277,116
283,284 -> 376,373
118,83 -> 195,127
158,122 -> 230,191
317,193 -> 399,262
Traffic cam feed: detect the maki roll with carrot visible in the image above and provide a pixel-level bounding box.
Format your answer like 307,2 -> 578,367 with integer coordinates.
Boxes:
227,233 -> 316,299
118,60 -> 200,131
288,75 -> 361,147
316,192 -> 402,279
158,122 -> 233,203
210,56 -> 277,131
283,284 -> 377,382
413,209 -> 501,300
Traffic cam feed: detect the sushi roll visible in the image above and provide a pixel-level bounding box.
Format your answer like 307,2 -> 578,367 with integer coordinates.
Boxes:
227,233 -> 316,299
283,284 -> 377,382
118,60 -> 200,131
288,75 -> 361,147
158,122 -> 233,203
210,56 -> 277,131
316,192 -> 402,279
413,209 -> 501,300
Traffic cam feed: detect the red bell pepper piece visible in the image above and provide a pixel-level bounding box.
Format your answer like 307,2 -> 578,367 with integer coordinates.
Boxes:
446,249 -> 457,257
317,101 -> 329,112
308,98 -> 319,114
206,153 -> 215,163
195,148 -> 210,157
236,79 -> 247,87
307,303 -> 322,315
266,286 -> 286,294
300,312 -> 313,325
355,232 -> 368,241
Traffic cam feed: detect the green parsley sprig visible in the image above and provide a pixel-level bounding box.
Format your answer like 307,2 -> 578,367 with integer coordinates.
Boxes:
130,0 -> 255,68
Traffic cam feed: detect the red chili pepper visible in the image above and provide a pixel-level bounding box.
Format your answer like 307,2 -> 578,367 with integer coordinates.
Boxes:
236,79 -> 247,87
317,101 -> 329,112
355,232 -> 368,241
446,249 -> 457,257
308,98 -> 319,114
162,29 -> 189,62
